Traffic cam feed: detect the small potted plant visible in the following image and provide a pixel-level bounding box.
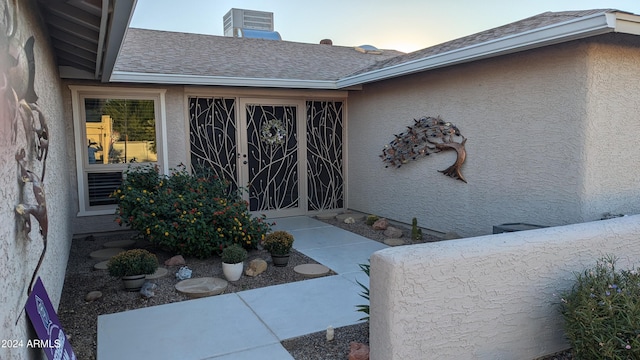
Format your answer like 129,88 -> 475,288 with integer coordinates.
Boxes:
221,244 -> 248,281
262,231 -> 294,267
107,249 -> 159,291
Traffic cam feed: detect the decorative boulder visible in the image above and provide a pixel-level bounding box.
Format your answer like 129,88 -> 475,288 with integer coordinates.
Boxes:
383,226 -> 403,238
372,218 -> 388,230
85,291 -> 102,302
348,342 -> 370,360
140,281 -> 157,298
344,217 -> 356,224
165,255 -> 186,266
245,259 -> 268,277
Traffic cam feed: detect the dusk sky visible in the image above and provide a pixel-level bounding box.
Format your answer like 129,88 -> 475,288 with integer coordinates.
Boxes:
130,1 -> 640,53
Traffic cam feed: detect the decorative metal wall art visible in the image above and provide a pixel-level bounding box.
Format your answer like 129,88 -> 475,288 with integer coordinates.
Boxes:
2,0 -> 50,295
381,116 -> 468,183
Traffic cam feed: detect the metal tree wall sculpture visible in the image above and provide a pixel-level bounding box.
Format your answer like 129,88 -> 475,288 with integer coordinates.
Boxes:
380,116 -> 468,183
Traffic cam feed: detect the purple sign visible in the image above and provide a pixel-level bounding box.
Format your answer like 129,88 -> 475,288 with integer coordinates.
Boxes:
25,277 -> 76,360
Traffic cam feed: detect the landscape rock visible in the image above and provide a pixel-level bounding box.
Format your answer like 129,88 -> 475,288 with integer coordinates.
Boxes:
383,238 -> 405,246
348,342 -> 370,360
84,291 -> 102,302
165,255 -> 186,266
344,217 -> 355,224
140,281 -> 157,298
245,259 -> 268,277
372,218 -> 388,230
443,231 -> 461,240
383,226 -> 403,238
175,266 -> 192,280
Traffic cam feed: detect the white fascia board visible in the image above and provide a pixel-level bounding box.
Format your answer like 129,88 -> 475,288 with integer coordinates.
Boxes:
109,71 -> 339,89
336,12 -> 617,88
612,12 -> 640,35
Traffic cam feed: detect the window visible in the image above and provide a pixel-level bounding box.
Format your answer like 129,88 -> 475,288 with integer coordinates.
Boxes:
71,86 -> 167,215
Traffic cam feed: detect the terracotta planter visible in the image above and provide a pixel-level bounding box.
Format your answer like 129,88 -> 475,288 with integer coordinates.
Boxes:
222,262 -> 244,281
271,254 -> 290,267
121,274 -> 146,291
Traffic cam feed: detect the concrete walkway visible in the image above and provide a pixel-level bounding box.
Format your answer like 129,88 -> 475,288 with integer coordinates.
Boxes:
97,216 -> 387,359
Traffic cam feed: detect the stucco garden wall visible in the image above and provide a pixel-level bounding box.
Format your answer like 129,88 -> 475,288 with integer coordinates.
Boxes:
1,0 -> 72,358
346,36 -> 640,237
369,214 -> 640,360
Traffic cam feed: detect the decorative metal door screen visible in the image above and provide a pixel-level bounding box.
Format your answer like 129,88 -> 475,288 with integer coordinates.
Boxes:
189,97 -> 344,216
189,97 -> 238,191
244,103 -> 300,212
306,101 -> 344,210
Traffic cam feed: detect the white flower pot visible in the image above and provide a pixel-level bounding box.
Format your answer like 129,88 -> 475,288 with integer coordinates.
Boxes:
222,262 -> 244,281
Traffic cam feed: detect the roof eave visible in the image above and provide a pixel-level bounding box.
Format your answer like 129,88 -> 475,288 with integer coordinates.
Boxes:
109,71 -> 342,89
101,0 -> 137,82
336,11 -> 636,89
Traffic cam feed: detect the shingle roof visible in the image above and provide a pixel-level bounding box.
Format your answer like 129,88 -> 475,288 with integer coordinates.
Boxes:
347,9 -> 618,77
114,28 -> 404,81
112,9 -> 638,88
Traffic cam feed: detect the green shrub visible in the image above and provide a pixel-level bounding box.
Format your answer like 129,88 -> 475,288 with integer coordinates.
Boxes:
262,231 -> 294,255
112,164 -> 271,258
356,262 -> 370,321
560,256 -> 640,359
366,215 -> 379,226
107,249 -> 158,277
221,244 -> 248,264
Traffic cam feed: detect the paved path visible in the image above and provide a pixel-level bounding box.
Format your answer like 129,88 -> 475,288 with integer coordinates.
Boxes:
97,216 -> 387,359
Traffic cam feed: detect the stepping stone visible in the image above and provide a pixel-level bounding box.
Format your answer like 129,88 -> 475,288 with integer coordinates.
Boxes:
294,264 -> 330,278
175,277 -> 228,299
146,267 -> 168,280
384,238 -> 406,246
336,213 -> 365,222
316,212 -> 338,220
103,239 -> 136,248
94,260 -> 109,270
89,248 -> 125,260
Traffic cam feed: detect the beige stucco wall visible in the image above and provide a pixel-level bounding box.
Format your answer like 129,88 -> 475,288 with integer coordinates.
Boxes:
1,0 -> 72,358
369,214 -> 640,359
582,35 -> 640,219
346,35 -> 640,237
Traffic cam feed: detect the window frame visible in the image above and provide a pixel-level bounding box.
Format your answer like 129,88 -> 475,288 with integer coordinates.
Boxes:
70,86 -> 168,216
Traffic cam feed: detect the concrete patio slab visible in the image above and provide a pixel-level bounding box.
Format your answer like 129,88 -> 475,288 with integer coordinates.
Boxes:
268,216 -> 331,231
290,225 -> 374,251
238,275 -> 365,340
299,241 -> 388,275
98,293 -> 280,360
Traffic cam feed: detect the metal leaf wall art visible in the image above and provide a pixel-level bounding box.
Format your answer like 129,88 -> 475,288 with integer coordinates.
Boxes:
381,116 -> 468,183
3,0 -> 49,297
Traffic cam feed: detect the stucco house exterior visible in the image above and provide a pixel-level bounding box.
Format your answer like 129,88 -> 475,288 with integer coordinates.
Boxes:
1,1 -> 639,357
84,8 -> 640,239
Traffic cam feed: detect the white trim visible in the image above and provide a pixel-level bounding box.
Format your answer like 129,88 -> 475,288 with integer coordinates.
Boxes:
184,86 -> 349,99
337,12 -> 619,88
69,85 -> 168,216
110,71 -> 339,89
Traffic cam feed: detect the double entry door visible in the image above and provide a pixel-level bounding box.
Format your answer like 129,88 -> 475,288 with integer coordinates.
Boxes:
189,96 -> 344,217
